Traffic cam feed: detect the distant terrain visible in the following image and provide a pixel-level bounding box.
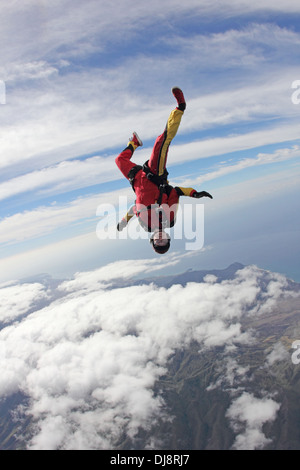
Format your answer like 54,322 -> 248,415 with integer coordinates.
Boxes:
0,263 -> 299,450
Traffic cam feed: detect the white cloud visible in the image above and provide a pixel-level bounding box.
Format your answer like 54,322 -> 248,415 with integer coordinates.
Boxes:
0,259 -> 294,449
0,187 -> 133,245
204,163 -> 300,214
4,0 -> 299,75
174,144 -> 300,187
171,22 -> 300,59
0,282 -> 47,323
58,256 -> 181,294
1,118 -> 299,205
265,342 -> 290,366
2,61 -> 59,82
226,392 -> 281,449
0,155 -> 298,278
1,15 -> 299,175
207,357 -> 250,391
0,156 -> 118,201
0,197 -> 98,244
211,0 -> 300,14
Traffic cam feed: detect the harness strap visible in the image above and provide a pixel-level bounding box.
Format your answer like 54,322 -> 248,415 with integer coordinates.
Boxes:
142,161 -> 169,187
127,165 -> 143,191
136,204 -> 170,232
157,182 -> 167,206
127,162 -> 173,231
127,161 -> 171,203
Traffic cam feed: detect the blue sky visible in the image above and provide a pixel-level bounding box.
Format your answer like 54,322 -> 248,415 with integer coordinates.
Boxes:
0,0 -> 300,282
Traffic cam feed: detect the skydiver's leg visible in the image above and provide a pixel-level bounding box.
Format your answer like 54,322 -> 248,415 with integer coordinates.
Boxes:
148,87 -> 186,176
148,108 -> 184,176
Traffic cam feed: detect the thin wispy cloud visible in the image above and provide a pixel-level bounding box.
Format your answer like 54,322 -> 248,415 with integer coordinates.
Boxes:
0,1 -> 299,284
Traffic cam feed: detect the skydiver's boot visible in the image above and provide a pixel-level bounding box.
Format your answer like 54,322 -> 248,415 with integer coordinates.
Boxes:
128,132 -> 143,151
172,87 -> 186,111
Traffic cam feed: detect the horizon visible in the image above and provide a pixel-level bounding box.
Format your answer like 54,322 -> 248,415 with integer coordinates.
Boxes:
0,1 -> 300,283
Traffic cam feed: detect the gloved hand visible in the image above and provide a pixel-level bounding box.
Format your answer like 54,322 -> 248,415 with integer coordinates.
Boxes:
193,191 -> 213,199
117,218 -> 128,231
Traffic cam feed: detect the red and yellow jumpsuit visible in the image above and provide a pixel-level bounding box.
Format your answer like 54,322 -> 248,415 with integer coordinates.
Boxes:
115,107 -> 197,231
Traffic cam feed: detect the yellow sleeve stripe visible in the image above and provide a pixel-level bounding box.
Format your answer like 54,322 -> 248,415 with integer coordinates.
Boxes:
177,187 -> 195,197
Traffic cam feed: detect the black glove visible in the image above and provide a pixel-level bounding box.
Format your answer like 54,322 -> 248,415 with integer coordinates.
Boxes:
117,218 -> 128,231
193,191 -> 213,199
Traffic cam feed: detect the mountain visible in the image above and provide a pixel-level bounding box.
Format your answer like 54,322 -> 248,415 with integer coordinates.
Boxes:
110,262 -> 246,289
114,265 -> 300,450
146,261 -> 246,287
153,301 -> 300,450
0,262 -> 299,450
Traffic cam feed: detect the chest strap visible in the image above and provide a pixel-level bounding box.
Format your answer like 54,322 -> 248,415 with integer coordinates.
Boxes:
142,161 -> 169,187
127,160 -> 170,203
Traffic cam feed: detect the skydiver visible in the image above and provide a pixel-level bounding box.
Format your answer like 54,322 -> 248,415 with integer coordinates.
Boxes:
115,87 -> 212,254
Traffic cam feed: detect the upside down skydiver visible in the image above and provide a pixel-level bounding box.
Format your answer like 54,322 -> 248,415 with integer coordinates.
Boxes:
115,87 -> 212,254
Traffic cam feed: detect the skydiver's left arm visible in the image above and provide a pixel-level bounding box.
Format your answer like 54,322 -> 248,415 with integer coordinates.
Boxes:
175,187 -> 213,199
117,205 -> 135,231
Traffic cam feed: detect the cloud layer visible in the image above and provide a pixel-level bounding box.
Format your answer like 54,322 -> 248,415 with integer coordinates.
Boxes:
0,258 -> 295,449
